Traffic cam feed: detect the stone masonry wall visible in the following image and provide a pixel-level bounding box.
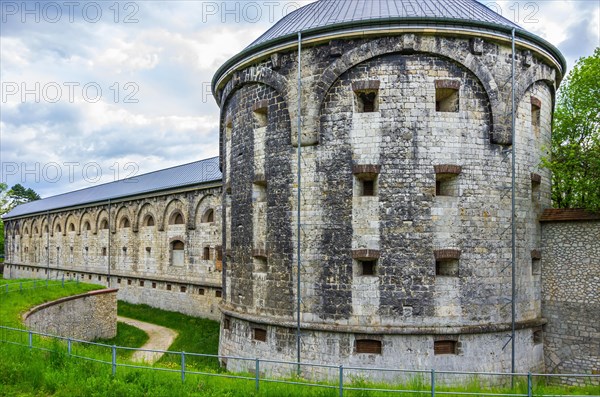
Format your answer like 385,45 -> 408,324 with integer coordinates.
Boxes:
24,288 -> 118,341
541,220 -> 600,384
4,184 -> 223,320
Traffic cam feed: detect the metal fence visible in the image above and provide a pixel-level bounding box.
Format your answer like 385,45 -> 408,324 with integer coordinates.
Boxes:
0,283 -> 598,396
0,274 -> 79,294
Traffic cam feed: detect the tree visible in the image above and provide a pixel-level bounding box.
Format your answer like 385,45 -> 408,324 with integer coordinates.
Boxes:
6,183 -> 41,208
542,47 -> 600,211
0,183 -> 41,256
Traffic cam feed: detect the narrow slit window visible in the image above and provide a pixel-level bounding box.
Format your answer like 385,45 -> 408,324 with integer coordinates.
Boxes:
531,98 -> 541,137
532,258 -> 541,275
203,247 -> 211,260
533,329 -> 543,345
224,318 -> 231,330
356,339 -> 382,354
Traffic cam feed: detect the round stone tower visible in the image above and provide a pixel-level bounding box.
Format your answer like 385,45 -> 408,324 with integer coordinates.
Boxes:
212,0 -> 565,378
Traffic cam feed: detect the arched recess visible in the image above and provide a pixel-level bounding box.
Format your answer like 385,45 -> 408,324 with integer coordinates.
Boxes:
96,209 -> 110,233
312,36 -> 499,143
194,194 -> 220,228
79,211 -> 94,235
218,66 -> 292,151
514,65 -> 557,112
51,216 -> 62,237
32,219 -> 39,237
65,214 -> 78,234
136,202 -> 157,229
169,238 -> 185,266
162,198 -> 186,230
114,205 -> 133,233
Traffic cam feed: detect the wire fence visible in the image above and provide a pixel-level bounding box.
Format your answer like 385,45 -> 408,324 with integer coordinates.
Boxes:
0,274 -> 79,294
0,280 -> 598,396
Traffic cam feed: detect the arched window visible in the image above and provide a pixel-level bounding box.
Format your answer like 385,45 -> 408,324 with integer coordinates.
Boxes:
143,215 -> 155,227
170,212 -> 185,225
24,227 -> 29,235
55,224 -> 62,233
69,223 -> 75,232
119,217 -> 130,228
84,221 -> 91,231
34,227 -> 39,235
170,240 -> 185,266
100,219 -> 109,230
202,209 -> 214,223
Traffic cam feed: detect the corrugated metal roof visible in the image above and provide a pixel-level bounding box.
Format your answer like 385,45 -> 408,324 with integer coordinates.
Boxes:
247,0 -> 520,49
539,208 -> 600,222
4,157 -> 222,219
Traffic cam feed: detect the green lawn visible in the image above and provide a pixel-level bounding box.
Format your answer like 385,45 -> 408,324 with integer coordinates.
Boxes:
0,276 -> 597,396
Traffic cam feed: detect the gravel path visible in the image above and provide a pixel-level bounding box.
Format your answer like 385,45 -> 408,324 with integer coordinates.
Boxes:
118,316 -> 178,365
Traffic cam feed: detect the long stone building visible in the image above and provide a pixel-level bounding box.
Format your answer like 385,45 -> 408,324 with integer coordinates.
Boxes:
3,0 -> 598,383
3,158 -> 224,320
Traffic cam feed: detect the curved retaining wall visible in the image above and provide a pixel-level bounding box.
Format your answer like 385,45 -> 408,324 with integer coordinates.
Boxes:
24,288 -> 118,341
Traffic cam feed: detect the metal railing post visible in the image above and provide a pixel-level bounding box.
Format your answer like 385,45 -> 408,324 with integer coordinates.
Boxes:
68,338 -> 72,355
181,351 -> 186,383
19,282 -> 22,292
61,275 -> 64,288
528,372 -> 532,397
339,365 -> 344,397
112,345 -> 117,376
28,330 -> 32,349
431,369 -> 435,397
255,358 -> 260,391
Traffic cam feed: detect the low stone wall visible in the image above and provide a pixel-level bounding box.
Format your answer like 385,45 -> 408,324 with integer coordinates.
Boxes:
5,264 -> 222,321
24,288 -> 118,341
541,211 -> 600,385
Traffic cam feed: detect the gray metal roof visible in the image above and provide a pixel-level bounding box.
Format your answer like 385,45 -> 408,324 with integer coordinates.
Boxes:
4,157 -> 222,219
247,0 -> 520,49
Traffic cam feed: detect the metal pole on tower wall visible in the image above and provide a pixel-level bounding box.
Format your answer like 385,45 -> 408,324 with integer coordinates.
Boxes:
296,31 -> 302,376
511,27 -> 517,387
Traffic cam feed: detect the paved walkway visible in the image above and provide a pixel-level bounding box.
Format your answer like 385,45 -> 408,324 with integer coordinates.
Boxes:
117,316 -> 178,365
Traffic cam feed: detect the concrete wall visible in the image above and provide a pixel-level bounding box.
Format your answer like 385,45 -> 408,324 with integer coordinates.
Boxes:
541,218 -> 600,384
24,288 -> 118,341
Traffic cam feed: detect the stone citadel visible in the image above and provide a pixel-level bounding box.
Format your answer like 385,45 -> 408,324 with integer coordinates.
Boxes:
3,0 -> 598,382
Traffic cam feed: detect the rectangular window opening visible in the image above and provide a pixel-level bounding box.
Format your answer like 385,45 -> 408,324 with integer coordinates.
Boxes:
254,257 -> 268,273
436,259 -> 459,277
224,318 -> 231,331
532,259 -> 541,275
355,90 -> 379,113
435,174 -> 458,197
533,329 -> 543,345
434,340 -> 458,355
139,280 -> 144,287
356,339 -> 382,354
253,108 -> 268,128
180,286 -> 187,293
360,260 -> 377,276
152,282 -> 157,289
127,279 -> 132,285
198,288 -> 205,295
436,88 -> 459,112
531,103 -> 541,134
253,328 -> 267,342
215,289 -> 222,298
166,284 -> 172,291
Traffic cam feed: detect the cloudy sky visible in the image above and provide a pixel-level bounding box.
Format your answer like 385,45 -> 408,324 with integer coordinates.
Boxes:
1,0 -> 598,198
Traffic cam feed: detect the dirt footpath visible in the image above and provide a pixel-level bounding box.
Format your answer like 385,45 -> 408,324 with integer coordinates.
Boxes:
117,316 -> 178,364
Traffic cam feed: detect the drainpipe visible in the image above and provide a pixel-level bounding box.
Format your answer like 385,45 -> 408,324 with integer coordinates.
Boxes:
108,199 -> 111,287
510,28 -> 517,385
296,31 -> 302,375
